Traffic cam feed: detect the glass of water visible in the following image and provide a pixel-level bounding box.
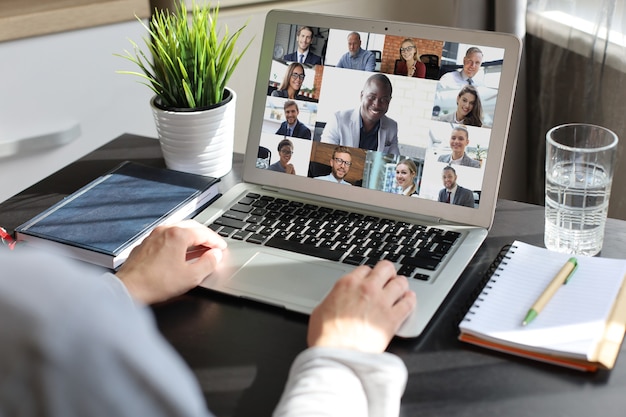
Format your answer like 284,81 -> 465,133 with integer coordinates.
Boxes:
545,123 -> 619,256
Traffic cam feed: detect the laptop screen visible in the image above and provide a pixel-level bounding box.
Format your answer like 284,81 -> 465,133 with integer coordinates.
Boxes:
245,11 -> 521,229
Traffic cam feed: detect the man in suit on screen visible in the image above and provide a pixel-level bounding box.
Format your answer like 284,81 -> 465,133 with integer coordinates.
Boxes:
275,101 -> 311,140
283,26 -> 323,65
437,166 -> 475,208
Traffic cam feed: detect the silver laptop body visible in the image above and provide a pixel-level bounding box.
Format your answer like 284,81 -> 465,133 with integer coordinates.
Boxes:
194,10 -> 521,337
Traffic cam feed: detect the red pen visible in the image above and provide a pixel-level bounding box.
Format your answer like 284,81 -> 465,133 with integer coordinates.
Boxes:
0,227 -> 17,250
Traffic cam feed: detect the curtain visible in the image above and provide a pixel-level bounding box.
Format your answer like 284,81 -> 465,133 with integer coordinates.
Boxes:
525,0 -> 626,220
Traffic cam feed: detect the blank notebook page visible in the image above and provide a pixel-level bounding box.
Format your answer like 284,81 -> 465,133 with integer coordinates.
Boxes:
460,241 -> 626,359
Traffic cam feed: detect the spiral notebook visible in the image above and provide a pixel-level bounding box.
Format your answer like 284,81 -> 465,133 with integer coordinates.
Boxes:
459,241 -> 626,371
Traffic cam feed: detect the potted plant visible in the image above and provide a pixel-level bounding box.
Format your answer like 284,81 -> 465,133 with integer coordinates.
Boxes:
474,144 -> 486,167
118,0 -> 251,177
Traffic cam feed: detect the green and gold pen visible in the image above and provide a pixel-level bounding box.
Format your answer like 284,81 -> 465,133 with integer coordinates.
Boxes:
522,257 -> 578,326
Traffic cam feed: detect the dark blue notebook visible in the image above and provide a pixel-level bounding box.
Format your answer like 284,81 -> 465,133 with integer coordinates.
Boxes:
15,161 -> 220,269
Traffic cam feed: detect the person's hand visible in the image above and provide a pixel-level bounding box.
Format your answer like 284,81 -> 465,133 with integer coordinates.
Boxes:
285,164 -> 296,175
116,220 -> 227,304
307,260 -> 417,353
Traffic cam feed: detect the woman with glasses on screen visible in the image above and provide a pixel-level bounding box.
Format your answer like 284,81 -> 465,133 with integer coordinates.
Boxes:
272,62 -> 307,100
393,39 -> 426,79
268,138 -> 296,175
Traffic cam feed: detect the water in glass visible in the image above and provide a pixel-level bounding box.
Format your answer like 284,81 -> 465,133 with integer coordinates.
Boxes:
545,161 -> 611,256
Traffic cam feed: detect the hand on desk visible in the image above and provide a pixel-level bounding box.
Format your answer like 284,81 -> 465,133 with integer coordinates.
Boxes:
116,220 -> 227,304
308,260 -> 417,353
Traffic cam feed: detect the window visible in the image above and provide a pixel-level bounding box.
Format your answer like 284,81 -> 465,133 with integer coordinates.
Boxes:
526,0 -> 626,71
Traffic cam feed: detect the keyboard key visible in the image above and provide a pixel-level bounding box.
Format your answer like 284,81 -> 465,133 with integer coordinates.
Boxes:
383,252 -> 401,262
319,240 -> 334,248
246,233 -> 267,244
264,211 -> 282,220
432,242 -> 451,254
223,210 -> 248,221
246,215 -> 263,224
309,211 -> 327,219
231,203 -> 253,213
413,273 -> 430,281
401,255 -> 441,271
244,223 -> 263,233
343,254 -> 365,266
288,233 -> 306,242
266,202 -> 282,211
290,224 -> 307,234
265,236 -> 343,261
335,242 -> 352,252
214,217 -> 246,229
440,231 -> 461,244
232,230 -> 250,240
367,249 -> 385,261
320,230 -> 336,239
352,246 -> 368,256
295,208 -> 312,217
300,234 -> 318,244
217,226 -> 237,237
398,265 -> 416,276
261,218 -> 278,227
238,196 -> 255,205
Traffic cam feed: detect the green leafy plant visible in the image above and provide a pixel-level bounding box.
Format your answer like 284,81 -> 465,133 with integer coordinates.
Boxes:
117,1 -> 251,109
474,144 -> 485,160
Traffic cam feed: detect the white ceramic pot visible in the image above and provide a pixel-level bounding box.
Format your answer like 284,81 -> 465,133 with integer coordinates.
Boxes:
151,87 -> 236,178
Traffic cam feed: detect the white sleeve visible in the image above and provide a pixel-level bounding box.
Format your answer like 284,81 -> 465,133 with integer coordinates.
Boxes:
273,347 -> 407,417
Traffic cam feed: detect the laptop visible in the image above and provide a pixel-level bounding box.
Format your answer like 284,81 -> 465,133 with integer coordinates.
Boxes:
194,10 -> 521,337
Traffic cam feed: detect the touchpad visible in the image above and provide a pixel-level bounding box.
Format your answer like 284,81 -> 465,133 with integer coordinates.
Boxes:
224,251 -> 349,309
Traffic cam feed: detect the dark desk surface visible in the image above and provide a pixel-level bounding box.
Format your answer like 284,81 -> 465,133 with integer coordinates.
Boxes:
2,134 -> 626,417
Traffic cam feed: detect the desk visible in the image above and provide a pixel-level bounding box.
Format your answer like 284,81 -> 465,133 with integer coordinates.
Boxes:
2,134 -> 626,417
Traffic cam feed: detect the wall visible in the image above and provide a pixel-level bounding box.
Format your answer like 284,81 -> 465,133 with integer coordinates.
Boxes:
0,0 -> 149,41
0,18 -> 155,204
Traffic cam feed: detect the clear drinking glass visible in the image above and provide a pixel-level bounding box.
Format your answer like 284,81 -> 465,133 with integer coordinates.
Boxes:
544,123 -> 619,256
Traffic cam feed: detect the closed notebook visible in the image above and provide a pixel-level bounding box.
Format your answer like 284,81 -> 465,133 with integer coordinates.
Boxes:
15,161 -> 220,269
459,241 -> 626,371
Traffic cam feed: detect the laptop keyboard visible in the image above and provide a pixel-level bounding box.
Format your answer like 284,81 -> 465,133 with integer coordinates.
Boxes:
208,192 -> 461,281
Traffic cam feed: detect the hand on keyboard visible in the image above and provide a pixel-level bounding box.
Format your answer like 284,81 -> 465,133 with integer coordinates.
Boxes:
307,260 -> 417,353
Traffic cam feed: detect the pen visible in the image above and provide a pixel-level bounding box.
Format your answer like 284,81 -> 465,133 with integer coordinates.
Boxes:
522,257 -> 578,326
0,227 -> 18,250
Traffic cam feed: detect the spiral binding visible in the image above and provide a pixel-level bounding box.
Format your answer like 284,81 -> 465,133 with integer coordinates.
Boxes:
458,243 -> 517,325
